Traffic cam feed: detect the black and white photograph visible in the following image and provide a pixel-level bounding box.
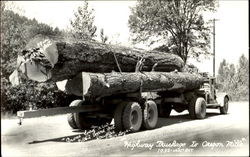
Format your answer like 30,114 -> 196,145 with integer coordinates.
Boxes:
1,0 -> 249,156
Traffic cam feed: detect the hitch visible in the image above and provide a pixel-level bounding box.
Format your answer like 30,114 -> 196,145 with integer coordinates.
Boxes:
18,117 -> 23,125
16,105 -> 102,125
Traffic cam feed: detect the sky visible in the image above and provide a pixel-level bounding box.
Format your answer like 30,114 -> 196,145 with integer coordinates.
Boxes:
9,0 -> 249,75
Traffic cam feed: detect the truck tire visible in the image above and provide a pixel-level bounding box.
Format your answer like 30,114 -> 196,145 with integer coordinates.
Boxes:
189,97 -> 206,119
67,114 -> 78,129
68,100 -> 111,130
122,102 -> 142,132
67,100 -> 82,129
114,102 -> 127,131
189,97 -> 196,119
75,113 -> 112,130
220,97 -> 229,114
142,100 -> 158,129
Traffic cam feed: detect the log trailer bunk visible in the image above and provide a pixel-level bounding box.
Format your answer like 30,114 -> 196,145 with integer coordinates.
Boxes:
17,72 -> 229,132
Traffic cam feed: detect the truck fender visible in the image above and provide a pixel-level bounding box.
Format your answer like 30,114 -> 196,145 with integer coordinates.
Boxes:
216,92 -> 229,107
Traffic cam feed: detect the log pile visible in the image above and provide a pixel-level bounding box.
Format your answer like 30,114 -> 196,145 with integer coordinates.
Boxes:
10,36 -> 205,100
65,71 -> 205,99
14,37 -> 184,82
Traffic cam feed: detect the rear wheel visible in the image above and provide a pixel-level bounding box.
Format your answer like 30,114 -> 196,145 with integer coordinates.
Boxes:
67,100 -> 112,130
220,97 -> 229,114
67,100 -> 82,129
75,113 -> 112,130
122,102 -> 142,132
114,102 -> 127,131
142,100 -> 158,129
189,97 -> 207,119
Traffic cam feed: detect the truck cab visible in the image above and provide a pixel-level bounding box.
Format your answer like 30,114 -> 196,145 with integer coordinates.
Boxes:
199,74 -> 229,113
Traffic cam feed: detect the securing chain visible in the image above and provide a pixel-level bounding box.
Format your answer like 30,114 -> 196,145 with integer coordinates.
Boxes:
112,52 -> 122,74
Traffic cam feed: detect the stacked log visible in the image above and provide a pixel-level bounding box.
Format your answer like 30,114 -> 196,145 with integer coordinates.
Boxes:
10,37 -> 205,100
65,71 -> 205,99
15,37 -> 184,82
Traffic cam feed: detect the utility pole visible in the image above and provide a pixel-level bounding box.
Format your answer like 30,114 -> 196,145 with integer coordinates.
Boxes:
213,18 -> 216,77
213,18 -> 218,77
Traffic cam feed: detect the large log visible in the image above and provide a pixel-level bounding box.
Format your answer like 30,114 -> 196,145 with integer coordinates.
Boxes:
14,36 -> 184,82
65,71 -> 205,99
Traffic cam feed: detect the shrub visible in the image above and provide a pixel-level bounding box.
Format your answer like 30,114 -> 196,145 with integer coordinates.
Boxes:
1,77 -> 79,114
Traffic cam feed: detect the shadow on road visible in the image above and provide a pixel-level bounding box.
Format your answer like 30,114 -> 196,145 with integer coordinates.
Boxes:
156,112 -> 221,128
28,112 -> 222,144
28,124 -> 128,144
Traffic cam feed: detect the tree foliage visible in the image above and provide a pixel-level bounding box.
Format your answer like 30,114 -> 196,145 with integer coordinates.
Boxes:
217,55 -> 249,101
1,77 -> 78,114
129,0 -> 217,63
70,1 -> 97,40
0,6 -> 73,113
100,28 -> 108,43
1,8 -> 61,77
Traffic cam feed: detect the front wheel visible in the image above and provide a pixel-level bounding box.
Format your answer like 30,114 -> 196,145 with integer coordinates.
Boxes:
220,97 -> 229,114
189,97 -> 207,119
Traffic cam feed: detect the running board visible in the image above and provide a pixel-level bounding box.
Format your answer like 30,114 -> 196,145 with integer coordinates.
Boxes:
206,103 -> 220,108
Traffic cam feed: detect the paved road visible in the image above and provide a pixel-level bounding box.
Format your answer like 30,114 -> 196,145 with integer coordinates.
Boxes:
1,101 -> 249,156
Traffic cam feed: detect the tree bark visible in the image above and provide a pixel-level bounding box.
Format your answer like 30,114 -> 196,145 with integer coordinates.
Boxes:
65,71 -> 204,99
19,37 -> 184,82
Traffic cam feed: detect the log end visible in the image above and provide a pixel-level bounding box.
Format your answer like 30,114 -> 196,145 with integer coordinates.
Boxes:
82,72 -> 91,96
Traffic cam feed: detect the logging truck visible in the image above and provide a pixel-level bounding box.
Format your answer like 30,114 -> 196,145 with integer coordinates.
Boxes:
17,71 -> 229,132
13,37 -> 229,132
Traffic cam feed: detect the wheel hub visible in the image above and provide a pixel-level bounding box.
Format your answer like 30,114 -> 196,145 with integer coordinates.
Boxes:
131,110 -> 139,125
148,108 -> 154,123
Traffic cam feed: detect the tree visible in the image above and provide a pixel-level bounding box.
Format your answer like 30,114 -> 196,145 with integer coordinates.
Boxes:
1,9 -> 27,77
0,7 -> 68,113
235,54 -> 249,100
217,55 -> 249,101
237,54 -> 249,85
217,59 -> 227,84
226,64 -> 237,94
70,1 -> 97,40
128,0 -> 217,63
100,28 -> 108,43
1,9 -> 62,77
217,60 -> 236,99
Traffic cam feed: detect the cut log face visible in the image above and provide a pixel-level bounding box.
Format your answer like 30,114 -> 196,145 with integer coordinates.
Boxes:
13,37 -> 184,82
65,71 -> 205,100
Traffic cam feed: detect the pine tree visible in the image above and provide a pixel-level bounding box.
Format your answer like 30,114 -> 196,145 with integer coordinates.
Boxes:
236,54 -> 249,100
217,59 -> 227,84
70,1 -> 97,40
217,55 -> 249,101
100,28 -> 108,43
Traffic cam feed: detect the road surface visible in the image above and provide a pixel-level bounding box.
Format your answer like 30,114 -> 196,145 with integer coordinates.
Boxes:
1,101 -> 249,156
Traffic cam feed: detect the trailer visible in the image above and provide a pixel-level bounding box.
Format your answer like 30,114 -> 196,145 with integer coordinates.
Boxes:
17,72 -> 229,132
